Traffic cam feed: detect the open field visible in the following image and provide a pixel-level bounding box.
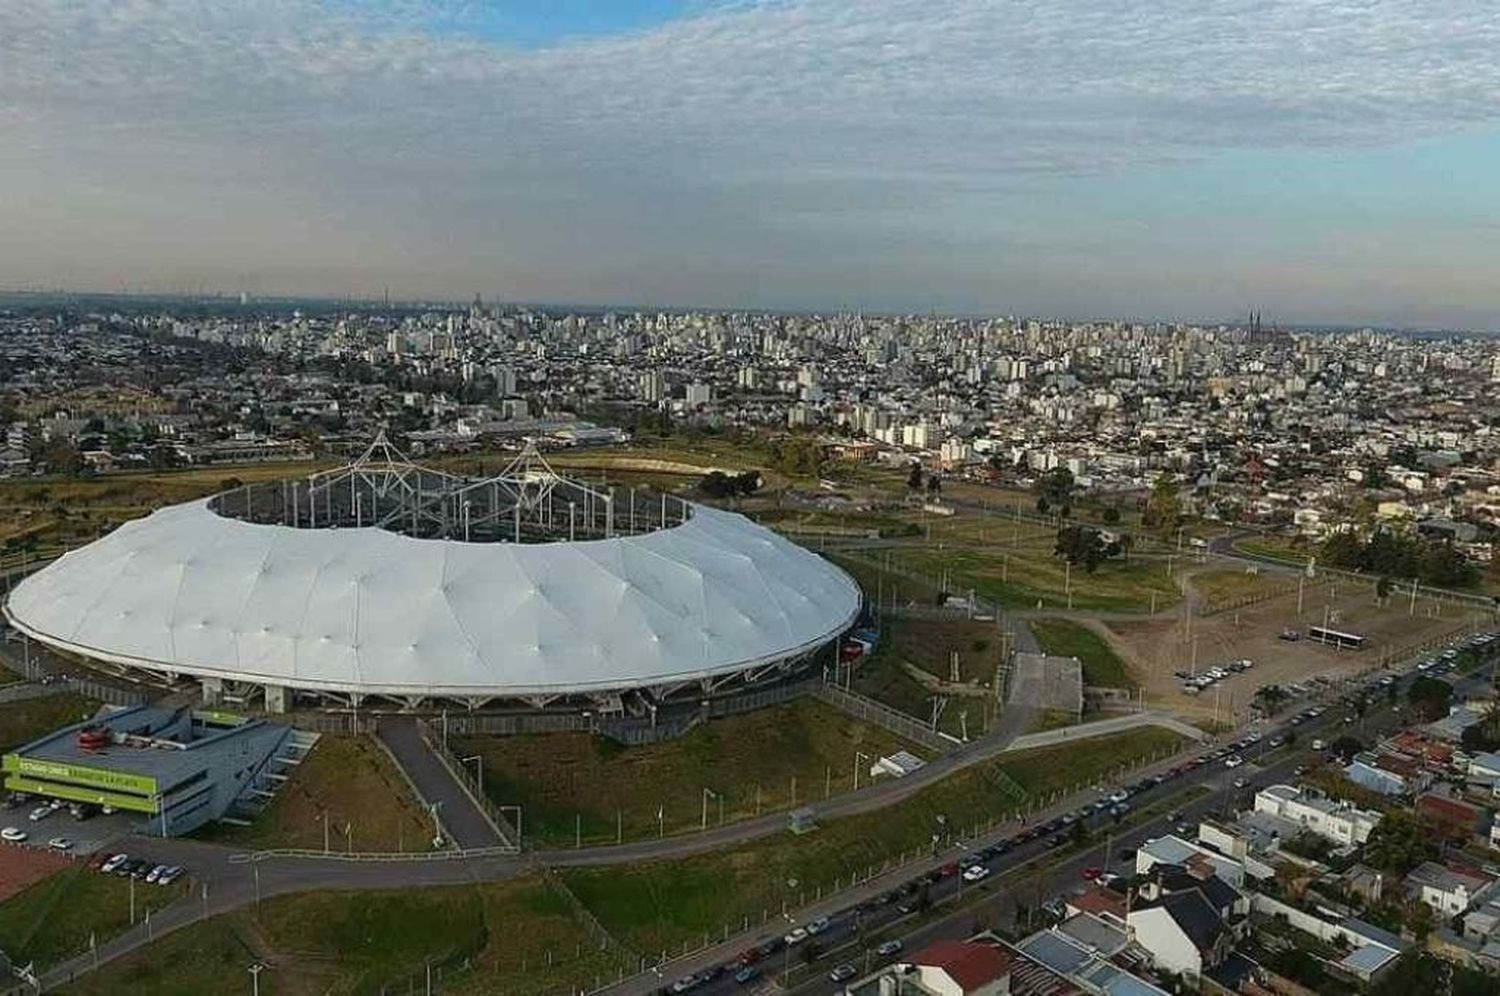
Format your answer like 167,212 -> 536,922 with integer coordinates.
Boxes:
888,616 -> 1004,686
198,735 -> 433,853
1028,618 -> 1133,688
890,543 -> 1182,614
457,699 -> 920,845
0,867 -> 185,970
1107,578 -> 1487,719
1188,567 -> 1295,612
55,877 -> 627,996
0,693 -> 99,751
561,725 -> 1185,954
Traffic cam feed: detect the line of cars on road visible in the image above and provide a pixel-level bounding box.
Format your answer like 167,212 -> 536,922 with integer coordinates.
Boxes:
1178,658 -> 1253,694
96,852 -> 184,886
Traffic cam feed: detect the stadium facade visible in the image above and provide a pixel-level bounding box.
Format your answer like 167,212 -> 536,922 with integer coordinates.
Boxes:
2,438 -> 862,716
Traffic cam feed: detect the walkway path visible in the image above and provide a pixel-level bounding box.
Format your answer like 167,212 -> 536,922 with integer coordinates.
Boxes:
374,716 -> 503,850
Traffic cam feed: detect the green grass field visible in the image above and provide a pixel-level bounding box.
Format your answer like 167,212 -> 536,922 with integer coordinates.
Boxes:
54,877 -> 627,996
0,694 -> 100,751
890,544 -> 1181,614
1027,618 -> 1133,688
0,868 -> 185,970
561,725 -> 1184,953
456,699 -> 919,845
197,735 -> 433,853
1189,568 -> 1292,611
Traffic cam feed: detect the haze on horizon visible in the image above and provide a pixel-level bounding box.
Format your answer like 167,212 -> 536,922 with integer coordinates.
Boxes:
3,1 -> 1499,329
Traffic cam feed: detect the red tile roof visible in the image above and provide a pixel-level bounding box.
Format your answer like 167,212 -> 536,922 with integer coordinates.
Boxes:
913,940 -> 1013,993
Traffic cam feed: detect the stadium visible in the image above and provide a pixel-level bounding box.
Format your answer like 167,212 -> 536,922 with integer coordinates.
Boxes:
2,437 -> 862,717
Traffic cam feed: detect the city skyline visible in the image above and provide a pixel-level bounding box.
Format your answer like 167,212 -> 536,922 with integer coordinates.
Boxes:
4,1 -> 1499,327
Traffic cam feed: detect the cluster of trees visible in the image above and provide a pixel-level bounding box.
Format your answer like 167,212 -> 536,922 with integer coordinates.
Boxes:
906,463 -> 942,496
765,435 -> 823,477
1319,528 -> 1479,588
1407,674 -> 1455,721
1034,467 -> 1074,516
1461,704 -> 1500,754
698,470 -> 760,499
1054,524 -> 1124,572
1362,808 -> 1434,875
1141,474 -> 1181,535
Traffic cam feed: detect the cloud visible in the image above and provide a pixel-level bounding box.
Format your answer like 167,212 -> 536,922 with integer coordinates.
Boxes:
2,0 -> 1499,317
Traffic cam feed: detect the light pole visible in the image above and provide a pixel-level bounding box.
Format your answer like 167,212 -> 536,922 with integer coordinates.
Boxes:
854,751 -> 870,791
462,754 -> 483,792
248,962 -> 264,996
701,788 -> 717,831
321,809 -> 330,853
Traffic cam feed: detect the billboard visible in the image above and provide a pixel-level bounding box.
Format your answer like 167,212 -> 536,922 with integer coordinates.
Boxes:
1,755 -> 157,796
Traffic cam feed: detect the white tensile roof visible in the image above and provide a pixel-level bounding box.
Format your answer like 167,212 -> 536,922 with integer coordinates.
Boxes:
4,499 -> 860,696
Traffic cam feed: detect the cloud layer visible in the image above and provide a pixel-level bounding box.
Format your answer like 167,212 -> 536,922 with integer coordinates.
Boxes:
3,1 -> 1499,322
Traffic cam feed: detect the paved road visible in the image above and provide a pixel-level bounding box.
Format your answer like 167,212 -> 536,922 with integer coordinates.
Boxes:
375,715 -> 503,850
36,642 -> 1494,991
613,656 -> 1495,996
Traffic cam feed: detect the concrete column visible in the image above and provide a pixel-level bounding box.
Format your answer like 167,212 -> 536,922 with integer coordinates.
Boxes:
201,676 -> 224,706
264,684 -> 288,714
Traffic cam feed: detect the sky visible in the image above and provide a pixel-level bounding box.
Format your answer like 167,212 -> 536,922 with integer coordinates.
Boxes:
3,1 -> 1499,327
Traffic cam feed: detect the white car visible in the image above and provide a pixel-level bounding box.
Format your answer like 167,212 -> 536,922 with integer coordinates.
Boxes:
27,805 -> 52,822
1,827 -> 27,843
962,865 -> 991,883
145,865 -> 167,884
784,927 -> 808,946
46,836 -> 72,851
1224,755 -> 1244,768
806,916 -> 830,935
100,853 -> 129,873
157,866 -> 184,886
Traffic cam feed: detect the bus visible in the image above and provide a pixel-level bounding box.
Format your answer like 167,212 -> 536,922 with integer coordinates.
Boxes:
1306,626 -> 1365,650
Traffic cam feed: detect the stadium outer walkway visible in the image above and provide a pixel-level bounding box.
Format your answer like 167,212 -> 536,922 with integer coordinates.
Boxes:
374,715 -> 504,850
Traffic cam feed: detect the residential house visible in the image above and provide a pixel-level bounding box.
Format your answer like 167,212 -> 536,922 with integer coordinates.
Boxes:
1125,863 -> 1247,982
1406,861 -> 1497,916
1253,784 -> 1379,847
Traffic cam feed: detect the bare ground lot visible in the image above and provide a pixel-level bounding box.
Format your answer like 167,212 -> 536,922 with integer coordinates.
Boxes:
1106,580 -> 1486,720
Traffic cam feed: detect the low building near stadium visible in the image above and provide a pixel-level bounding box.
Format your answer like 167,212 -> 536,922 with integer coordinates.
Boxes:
2,704 -> 302,836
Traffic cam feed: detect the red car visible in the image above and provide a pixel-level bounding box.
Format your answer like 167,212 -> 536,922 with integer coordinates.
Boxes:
737,948 -> 761,967
1081,867 -> 1102,881
940,862 -> 960,877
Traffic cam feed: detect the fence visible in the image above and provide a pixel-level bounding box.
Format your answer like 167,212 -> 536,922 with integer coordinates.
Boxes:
415,717 -> 523,850
813,681 -> 954,754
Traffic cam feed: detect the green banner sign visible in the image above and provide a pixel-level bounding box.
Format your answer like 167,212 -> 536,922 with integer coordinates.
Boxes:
1,755 -> 157,796
1,775 -> 158,814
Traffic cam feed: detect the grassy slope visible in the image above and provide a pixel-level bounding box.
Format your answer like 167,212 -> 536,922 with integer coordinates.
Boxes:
0,868 -> 185,970
456,699 -> 918,845
1028,618 -> 1133,688
892,544 -> 1180,614
198,735 -> 432,853
562,726 -> 1183,952
0,694 -> 100,751
55,877 -> 626,996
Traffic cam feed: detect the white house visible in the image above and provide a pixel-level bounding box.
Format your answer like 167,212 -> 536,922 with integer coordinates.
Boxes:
1253,784 -> 1379,847
1406,862 -> 1497,916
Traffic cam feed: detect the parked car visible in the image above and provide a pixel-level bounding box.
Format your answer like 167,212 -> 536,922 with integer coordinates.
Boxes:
27,805 -> 52,822
962,865 -> 990,883
145,864 -> 168,884
46,836 -> 72,851
100,853 -> 128,873
0,827 -> 27,843
732,966 -> 759,985
157,866 -> 185,886
876,940 -> 903,957
783,927 -> 808,946
670,976 -> 699,993
1224,755 -> 1244,768
829,963 -> 857,982
806,916 -> 830,935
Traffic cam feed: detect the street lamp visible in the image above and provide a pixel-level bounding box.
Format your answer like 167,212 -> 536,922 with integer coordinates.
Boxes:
461,754 -> 483,792
248,962 -> 264,996
854,751 -> 871,791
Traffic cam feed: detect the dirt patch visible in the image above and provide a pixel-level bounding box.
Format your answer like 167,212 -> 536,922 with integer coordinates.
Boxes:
1106,580 -> 1485,721
0,845 -> 71,903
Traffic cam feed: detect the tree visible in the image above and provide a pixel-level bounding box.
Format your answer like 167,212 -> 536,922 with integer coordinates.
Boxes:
1363,809 -> 1434,875
1036,468 -> 1074,512
1101,506 -> 1121,525
1376,575 -> 1394,604
1329,735 -> 1364,762
1142,474 -> 1181,535
1055,525 -> 1107,573
1407,675 -> 1454,721
906,462 -> 924,493
41,438 -> 83,476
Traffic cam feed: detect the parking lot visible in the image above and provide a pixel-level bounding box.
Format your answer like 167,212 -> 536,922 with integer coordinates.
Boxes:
0,795 -> 138,857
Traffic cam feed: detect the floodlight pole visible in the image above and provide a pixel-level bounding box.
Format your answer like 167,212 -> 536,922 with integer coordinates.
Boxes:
854,751 -> 870,791
249,962 -> 264,996
569,502 -> 576,542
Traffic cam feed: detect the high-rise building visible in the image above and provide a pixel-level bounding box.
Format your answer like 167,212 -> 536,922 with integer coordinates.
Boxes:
638,369 -> 666,403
